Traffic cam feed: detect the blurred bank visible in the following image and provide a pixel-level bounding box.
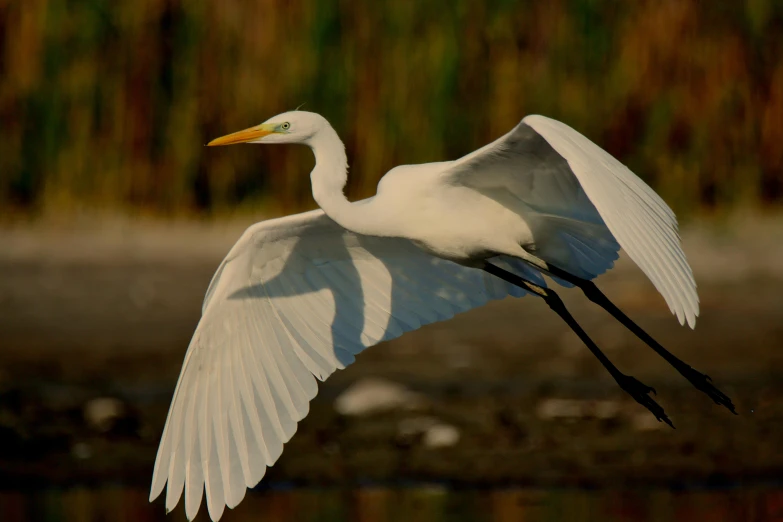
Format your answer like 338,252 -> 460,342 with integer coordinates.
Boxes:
1,0 -> 782,220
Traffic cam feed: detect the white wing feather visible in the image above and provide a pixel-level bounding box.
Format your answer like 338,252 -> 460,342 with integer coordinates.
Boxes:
149,209 -> 543,521
446,115 -> 697,328
522,115 -> 698,328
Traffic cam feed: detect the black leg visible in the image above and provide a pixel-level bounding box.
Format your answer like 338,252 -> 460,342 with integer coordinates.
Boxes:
545,264 -> 737,415
483,262 -> 674,428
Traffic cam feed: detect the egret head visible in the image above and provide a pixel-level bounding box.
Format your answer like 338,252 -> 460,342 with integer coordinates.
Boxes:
207,110 -> 327,147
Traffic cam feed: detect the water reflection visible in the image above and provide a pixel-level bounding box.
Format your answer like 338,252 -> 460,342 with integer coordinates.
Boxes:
2,487 -> 781,522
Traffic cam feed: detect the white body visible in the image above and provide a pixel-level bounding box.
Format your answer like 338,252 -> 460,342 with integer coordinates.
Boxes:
372,164 -> 536,263
150,111 -> 698,521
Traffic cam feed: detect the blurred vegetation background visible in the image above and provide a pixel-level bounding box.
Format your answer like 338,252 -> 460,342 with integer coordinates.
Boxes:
2,0 -> 782,220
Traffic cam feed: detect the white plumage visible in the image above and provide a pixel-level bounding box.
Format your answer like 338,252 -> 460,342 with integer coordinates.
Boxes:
150,111 -> 703,520
522,116 -> 696,326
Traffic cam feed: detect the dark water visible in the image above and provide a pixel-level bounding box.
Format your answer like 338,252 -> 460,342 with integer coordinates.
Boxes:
3,487 -> 782,522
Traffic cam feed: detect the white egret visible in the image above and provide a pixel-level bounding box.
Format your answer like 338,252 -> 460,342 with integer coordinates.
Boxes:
150,111 -> 735,520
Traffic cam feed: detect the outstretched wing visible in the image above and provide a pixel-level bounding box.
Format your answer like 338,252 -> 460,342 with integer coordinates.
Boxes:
445,115 -> 698,328
149,209 -> 543,521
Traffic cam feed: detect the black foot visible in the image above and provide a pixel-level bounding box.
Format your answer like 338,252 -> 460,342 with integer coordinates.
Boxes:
677,365 -> 737,415
616,374 -> 674,429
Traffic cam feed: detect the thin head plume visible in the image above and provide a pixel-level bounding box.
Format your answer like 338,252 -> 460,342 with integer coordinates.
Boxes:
294,102 -> 306,111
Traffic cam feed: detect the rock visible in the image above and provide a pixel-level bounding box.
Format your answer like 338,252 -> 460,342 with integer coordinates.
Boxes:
397,416 -> 460,449
423,423 -> 460,448
334,378 -> 425,416
536,398 -> 585,420
84,397 -> 124,432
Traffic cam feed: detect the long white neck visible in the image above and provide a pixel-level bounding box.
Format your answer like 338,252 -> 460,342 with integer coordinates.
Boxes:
307,125 -> 390,236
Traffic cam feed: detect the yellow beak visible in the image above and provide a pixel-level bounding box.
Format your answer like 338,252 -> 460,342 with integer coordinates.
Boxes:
207,124 -> 275,146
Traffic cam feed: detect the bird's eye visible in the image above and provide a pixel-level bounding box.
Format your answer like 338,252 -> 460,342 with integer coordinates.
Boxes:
281,122 -> 291,131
